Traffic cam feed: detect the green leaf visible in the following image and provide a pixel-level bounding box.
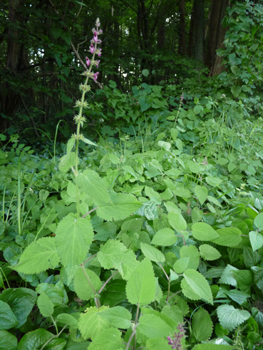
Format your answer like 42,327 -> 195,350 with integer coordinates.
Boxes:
219,265 -> 238,287
194,185 -> 208,205
140,243 -> 165,262
36,283 -> 64,306
192,345 -> 234,350
217,304 -> 250,331
97,239 -> 139,280
100,306 -> 131,329
100,280 -> 126,307
192,307 -> 213,341
231,85 -> 241,98
82,137 -> 97,147
0,301 -> 19,330
79,306 -> 111,340
232,270 -> 253,293
55,215 -> 94,266
66,138 -> 75,153
254,212 -> 263,230
11,237 -> 60,274
97,192 -> 141,221
151,228 -> 177,246
146,338 -> 172,350
88,327 -> 125,350
173,257 -> 190,273
0,288 -> 37,328
249,230 -> 263,251
59,152 -> 78,173
137,313 -> 174,338
182,269 -> 213,304
74,267 -> 102,301
180,245 -> 200,270
199,244 -> 221,261
168,212 -> 187,232
77,169 -> 110,205
37,293 -> 54,317
211,227 -> 242,247
57,313 -> 78,327
18,329 -> 66,350
192,222 -> 219,241
126,258 -> 156,305
0,330 -> 17,350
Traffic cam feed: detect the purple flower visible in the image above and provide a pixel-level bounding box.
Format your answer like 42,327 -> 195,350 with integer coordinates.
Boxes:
86,57 -> 90,67
97,49 -> 102,57
96,60 -> 100,68
90,44 -> 95,54
167,324 -> 186,350
93,34 -> 98,43
93,72 -> 99,81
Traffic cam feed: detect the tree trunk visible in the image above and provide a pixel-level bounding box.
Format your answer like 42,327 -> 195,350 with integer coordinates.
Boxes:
178,0 -> 186,56
206,0 -> 230,76
193,0 -> 205,63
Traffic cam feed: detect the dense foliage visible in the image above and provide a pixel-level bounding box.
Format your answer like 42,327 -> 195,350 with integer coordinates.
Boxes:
1,1 -> 263,350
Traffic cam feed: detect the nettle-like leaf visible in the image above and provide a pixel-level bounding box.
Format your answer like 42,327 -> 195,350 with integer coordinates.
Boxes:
74,267 -> 102,301
181,269 -> 213,304
87,327 -> 125,350
137,313 -> 174,339
140,242 -> 165,262
211,227 -> 242,247
97,191 -> 142,221
151,228 -> 177,246
217,304 -> 250,331
173,257 -> 190,273
180,245 -> 200,270
79,306 -> 111,340
126,258 -> 156,305
55,214 -> 94,266
97,239 -> 138,280
192,307 -> 213,341
59,152 -> 78,173
219,265 -> 238,287
249,230 -> 263,251
192,222 -> 219,241
76,169 -> 110,205
12,237 -> 60,274
199,244 -> 221,261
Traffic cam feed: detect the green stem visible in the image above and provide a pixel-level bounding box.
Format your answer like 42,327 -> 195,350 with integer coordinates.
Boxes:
80,264 -> 101,308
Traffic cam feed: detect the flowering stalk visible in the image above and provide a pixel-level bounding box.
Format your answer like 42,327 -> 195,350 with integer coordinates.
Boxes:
167,324 -> 186,350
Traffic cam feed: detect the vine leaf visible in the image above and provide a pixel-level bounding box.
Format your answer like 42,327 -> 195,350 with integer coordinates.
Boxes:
126,258 -> 156,305
217,304 -> 250,331
97,191 -> 142,221
192,307 -> 213,341
11,237 -> 60,274
181,269 -> 213,304
55,214 -> 94,266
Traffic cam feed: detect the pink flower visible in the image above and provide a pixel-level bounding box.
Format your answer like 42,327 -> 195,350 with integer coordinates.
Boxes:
96,60 -> 100,68
86,57 -> 90,67
97,49 -> 102,57
93,72 -> 99,81
90,44 -> 95,54
94,34 -> 98,43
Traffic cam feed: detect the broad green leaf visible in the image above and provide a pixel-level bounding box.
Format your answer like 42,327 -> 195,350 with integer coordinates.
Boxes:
211,227 -> 242,247
57,313 -> 78,327
192,345 -> 234,350
180,245 -> 200,270
36,283 -> 64,306
100,280 -> 127,307
55,215 -> 93,266
224,289 -> 250,305
192,307 -> 213,341
97,192 -> 142,221
77,169 -> 110,205
97,239 -> 139,280
182,269 -> 213,304
232,270 -> 253,293
126,258 -> 156,305
219,265 -> 238,287
194,185 -> 208,205
11,237 -> 60,274
231,85 -> 241,98
82,137 -> 97,147
254,212 -> 263,230
168,212 -> 187,232
199,244 -> 221,261
249,230 -> 263,251
0,288 -> 37,328
74,267 -> 102,301
140,243 -> 165,262
206,176 -> 222,187
0,330 -> 17,350
88,327 -> 125,350
173,257 -> 190,273
137,313 -> 174,339
79,307 -> 111,340
207,195 -> 222,207
100,306 -> 131,329
59,152 -> 78,173
192,222 -> 219,241
151,228 -> 177,246
67,138 -> 75,153
191,207 -> 203,223
37,293 -> 54,317
243,246 -> 261,267
146,338 -> 172,350
0,301 -> 19,330
217,304 -> 250,331
161,305 -> 184,324
18,329 -> 66,350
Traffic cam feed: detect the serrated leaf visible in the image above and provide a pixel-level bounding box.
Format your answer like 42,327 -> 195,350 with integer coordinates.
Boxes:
79,306 -> 111,340
74,267 -> 102,301
137,313 -> 174,339
254,212 -> 263,230
57,313 -> 78,327
97,239 -> 139,280
219,265 -> 238,287
140,243 -> 165,262
67,138 -> 75,153
249,230 -> 263,251
77,169 -> 110,205
97,192 -> 141,221
192,222 -> 219,241
211,227 -> 242,247
12,237 -> 60,274
55,215 -> 93,266
168,212 -> 187,232
192,307 -> 213,341
217,304 -> 250,331
146,337 -> 172,350
100,306 -> 131,329
17,329 -> 56,350
173,257 -> 190,273
151,228 -> 177,246
194,185 -> 208,205
182,269 -> 213,304
87,327 -> 124,350
199,244 -> 221,261
126,258 -> 156,305
180,245 -> 200,270
37,293 -> 54,317
59,152 -> 78,173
